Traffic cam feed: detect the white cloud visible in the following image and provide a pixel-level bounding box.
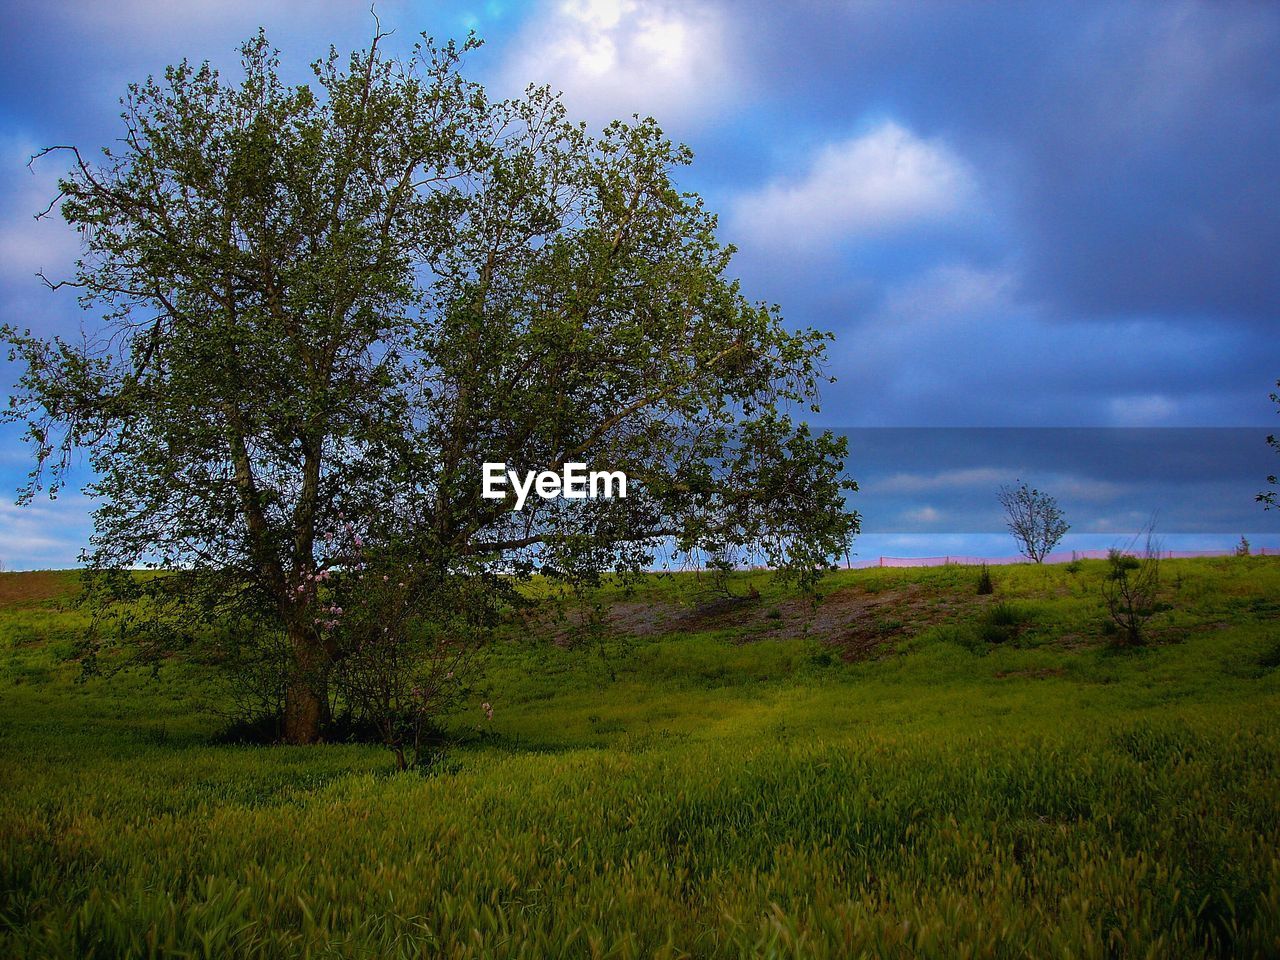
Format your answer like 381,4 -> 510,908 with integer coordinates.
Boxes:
0,496 -> 93,571
730,121 -> 976,253
1053,475 -> 1126,503
1082,510 -> 1158,535
874,466 -> 1125,507
880,263 -> 1014,324
902,505 -> 942,524
1108,394 -> 1177,426
497,0 -> 736,128
874,467 -> 1006,494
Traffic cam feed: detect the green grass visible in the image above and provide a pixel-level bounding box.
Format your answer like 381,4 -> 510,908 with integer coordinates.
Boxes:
2,558 -> 1279,957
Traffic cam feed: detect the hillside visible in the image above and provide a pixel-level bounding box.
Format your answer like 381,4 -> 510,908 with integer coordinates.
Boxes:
2,559 -> 1279,957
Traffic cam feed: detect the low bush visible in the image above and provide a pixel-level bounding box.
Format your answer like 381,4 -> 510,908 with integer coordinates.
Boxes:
976,563 -> 994,595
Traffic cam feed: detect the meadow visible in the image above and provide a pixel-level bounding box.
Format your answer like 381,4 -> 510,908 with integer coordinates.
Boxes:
1,558 -> 1279,958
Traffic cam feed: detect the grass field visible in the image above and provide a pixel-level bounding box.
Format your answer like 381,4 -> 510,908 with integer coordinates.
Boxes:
2,558 -> 1279,958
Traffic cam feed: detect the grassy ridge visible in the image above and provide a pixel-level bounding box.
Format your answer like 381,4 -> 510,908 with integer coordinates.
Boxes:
2,559 -> 1279,957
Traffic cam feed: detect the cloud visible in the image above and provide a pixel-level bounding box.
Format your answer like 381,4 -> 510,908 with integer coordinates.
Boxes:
0,135 -> 83,288
1107,394 -> 1178,426
1053,475 -> 1126,503
879,263 -> 1013,324
44,0 -> 360,44
815,261 -> 1270,427
1082,510 -> 1159,535
1018,3 -> 1280,325
902,505 -> 942,524
0,495 -> 92,570
724,2 -> 1280,326
729,121 -> 977,254
874,467 -> 1006,495
496,0 -> 736,129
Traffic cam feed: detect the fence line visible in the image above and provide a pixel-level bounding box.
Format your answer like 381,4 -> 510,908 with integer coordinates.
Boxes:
867,547 -> 1277,568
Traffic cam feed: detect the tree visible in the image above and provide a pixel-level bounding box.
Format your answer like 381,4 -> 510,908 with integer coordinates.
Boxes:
1259,380 -> 1278,510
1102,530 -> 1161,646
998,481 -> 1068,563
3,30 -> 858,744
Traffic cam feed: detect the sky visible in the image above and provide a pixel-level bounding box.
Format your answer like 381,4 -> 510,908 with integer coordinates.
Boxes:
0,0 -> 1277,567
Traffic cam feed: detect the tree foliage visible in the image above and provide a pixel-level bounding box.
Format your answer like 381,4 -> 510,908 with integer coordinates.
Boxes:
3,30 -> 858,743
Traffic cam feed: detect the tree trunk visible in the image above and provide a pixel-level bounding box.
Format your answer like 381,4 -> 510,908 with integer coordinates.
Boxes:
283,623 -> 329,744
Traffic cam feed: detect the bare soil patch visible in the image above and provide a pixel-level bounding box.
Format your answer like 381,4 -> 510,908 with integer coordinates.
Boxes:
0,571 -> 81,608
523,581 -> 991,661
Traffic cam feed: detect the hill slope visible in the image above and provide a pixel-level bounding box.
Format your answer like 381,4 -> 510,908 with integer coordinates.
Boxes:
2,560 -> 1278,957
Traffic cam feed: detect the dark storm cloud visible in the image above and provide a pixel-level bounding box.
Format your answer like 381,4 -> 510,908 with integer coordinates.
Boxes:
0,1 -> 1276,566
720,0 -> 1280,326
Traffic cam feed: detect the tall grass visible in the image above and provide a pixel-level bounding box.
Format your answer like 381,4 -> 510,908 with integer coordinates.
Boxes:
2,559 -> 1278,957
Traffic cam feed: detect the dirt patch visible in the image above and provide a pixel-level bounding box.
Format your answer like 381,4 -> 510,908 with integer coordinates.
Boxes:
0,571 -> 82,608
516,598 -> 685,645
521,581 -> 991,661
766,583 -> 992,661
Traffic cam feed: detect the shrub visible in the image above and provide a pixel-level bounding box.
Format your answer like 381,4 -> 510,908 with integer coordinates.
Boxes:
976,563 -> 994,595
328,543 -> 501,771
1102,537 -> 1161,646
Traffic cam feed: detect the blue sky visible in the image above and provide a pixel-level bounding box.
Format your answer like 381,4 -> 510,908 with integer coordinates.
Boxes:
1,0 -> 1277,567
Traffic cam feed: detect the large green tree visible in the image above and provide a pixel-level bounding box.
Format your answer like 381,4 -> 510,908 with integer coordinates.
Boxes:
4,31 -> 858,744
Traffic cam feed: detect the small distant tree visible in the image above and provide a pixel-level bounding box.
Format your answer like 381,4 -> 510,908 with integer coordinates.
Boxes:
1102,530 -> 1161,646
1235,535 -> 1251,557
1258,380 -> 1278,510
998,481 -> 1069,563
